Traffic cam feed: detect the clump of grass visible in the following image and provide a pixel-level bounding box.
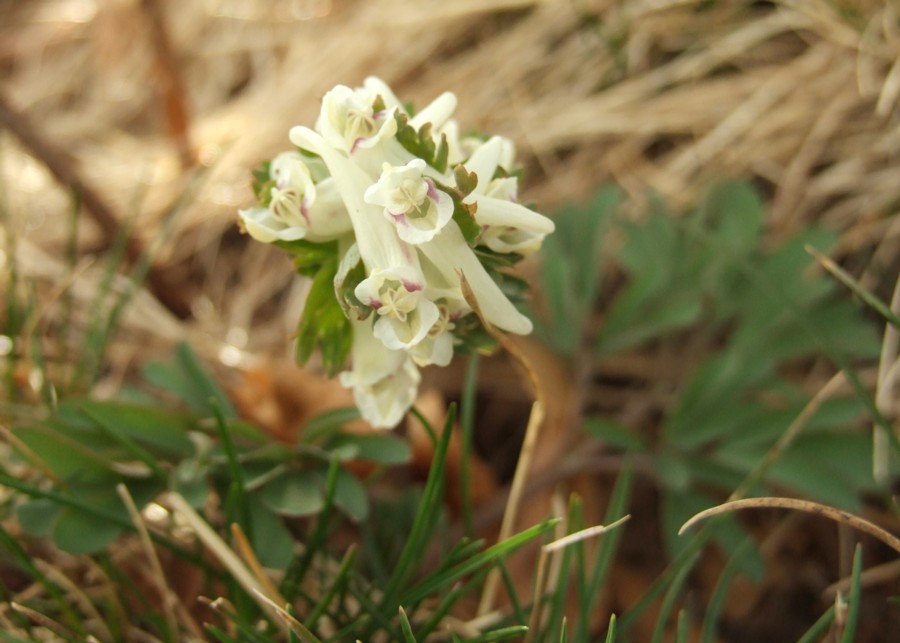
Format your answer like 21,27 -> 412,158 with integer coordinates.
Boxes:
2,176 -> 898,641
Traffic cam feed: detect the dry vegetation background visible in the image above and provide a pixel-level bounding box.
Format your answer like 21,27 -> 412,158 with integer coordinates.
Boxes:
6,0 -> 900,362
3,0 -> 900,640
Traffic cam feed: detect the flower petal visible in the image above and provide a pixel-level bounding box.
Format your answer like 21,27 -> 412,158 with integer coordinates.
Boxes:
419,222 -> 533,335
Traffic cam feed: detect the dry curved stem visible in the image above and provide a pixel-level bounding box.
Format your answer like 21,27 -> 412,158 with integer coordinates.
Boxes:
459,273 -> 546,617
679,497 -> 900,555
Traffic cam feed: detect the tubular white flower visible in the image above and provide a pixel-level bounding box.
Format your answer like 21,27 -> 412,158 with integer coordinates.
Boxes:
409,91 -> 458,131
289,126 -> 420,275
408,303 -> 455,367
290,126 -> 444,353
355,266 -> 440,351
462,136 -> 555,254
364,159 -> 454,245
317,84 -> 398,154
418,222 -> 533,335
340,320 -> 420,429
238,152 -> 351,243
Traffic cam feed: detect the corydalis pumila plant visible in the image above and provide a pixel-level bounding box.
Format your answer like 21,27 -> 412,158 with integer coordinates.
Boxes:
239,77 -> 554,428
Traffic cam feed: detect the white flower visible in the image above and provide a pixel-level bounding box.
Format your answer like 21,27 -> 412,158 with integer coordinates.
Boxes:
418,222 -> 534,335
340,320 -> 420,429
409,91 -> 457,132
289,126 -> 421,277
317,83 -> 398,154
238,152 -> 351,243
364,159 -> 454,245
355,266 -> 440,351
462,136 -> 555,254
242,78 -> 556,430
408,303 -> 455,367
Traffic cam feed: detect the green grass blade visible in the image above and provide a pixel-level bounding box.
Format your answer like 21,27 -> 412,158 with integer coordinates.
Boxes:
399,607 -> 417,643
415,571 -> 487,640
497,560 -> 528,626
650,550 -> 700,643
211,398 -> 250,537
839,543 -> 863,643
378,405 -> 456,610
796,604 -> 835,643
604,614 -> 617,643
175,342 -> 237,418
577,462 -> 634,641
465,625 -> 529,642
283,456 -> 341,599
806,245 -> 900,328
303,543 -> 356,632
81,406 -> 167,479
459,353 -> 480,538
618,527 -> 710,635
674,609 -> 689,643
401,518 -> 560,605
700,535 -> 757,643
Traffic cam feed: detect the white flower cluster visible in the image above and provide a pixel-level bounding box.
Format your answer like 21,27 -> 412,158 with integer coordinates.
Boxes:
239,77 -> 554,429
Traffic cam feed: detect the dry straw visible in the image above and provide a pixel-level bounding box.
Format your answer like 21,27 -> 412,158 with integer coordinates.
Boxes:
3,0 -> 899,365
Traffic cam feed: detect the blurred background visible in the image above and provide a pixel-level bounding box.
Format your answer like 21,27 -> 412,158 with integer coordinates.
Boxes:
3,0 -> 900,640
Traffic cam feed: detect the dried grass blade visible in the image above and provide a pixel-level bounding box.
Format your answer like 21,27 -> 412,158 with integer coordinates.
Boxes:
679,497 -> 900,555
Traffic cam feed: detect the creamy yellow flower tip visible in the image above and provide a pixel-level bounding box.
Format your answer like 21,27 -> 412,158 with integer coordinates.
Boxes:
241,77 -> 554,428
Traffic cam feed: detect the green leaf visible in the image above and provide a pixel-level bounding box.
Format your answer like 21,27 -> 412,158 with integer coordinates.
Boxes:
538,186 -> 617,355
173,459 -> 210,508
142,344 -> 237,419
652,453 -> 691,492
17,499 -> 62,537
75,400 -> 194,458
261,469 -> 325,517
452,197 -> 482,246
767,434 -> 873,509
52,507 -> 123,554
295,256 -> 353,376
332,468 -> 369,522
248,498 -> 295,569
273,239 -> 339,277
334,243 -> 370,322
454,165 -> 478,196
175,342 -> 237,418
13,423 -> 113,480
703,181 -> 763,257
301,407 -> 362,443
598,287 -> 702,353
325,433 -> 412,464
584,418 -> 646,451
394,112 -> 449,172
